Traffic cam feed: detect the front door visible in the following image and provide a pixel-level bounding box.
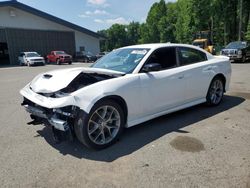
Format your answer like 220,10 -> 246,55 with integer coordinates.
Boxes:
139,47 -> 188,116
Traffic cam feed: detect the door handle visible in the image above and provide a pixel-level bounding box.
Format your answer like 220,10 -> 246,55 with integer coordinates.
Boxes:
178,75 -> 184,79
203,66 -> 213,71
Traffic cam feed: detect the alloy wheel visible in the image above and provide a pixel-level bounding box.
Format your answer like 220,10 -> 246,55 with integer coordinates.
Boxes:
209,79 -> 224,105
87,105 -> 121,145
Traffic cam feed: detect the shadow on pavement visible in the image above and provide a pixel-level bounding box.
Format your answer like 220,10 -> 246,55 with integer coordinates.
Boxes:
36,95 -> 245,162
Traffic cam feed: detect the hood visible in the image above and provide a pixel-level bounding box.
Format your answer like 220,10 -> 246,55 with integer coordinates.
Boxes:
30,67 -> 124,93
222,48 -> 240,51
59,55 -> 71,57
27,57 -> 44,60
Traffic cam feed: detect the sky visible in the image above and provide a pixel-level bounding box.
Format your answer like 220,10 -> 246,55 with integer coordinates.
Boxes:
0,0 -> 176,32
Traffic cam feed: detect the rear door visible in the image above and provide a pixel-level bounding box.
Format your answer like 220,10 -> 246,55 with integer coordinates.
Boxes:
176,47 -> 213,102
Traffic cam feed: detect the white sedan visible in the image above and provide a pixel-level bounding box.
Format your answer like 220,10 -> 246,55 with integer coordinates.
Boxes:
20,43 -> 231,149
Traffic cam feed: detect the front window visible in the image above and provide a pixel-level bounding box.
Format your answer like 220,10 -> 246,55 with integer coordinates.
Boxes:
226,41 -> 247,49
26,52 -> 40,57
55,51 -> 66,55
192,41 -> 205,49
92,48 -> 149,73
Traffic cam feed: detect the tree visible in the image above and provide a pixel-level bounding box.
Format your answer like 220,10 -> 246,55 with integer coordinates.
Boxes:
246,21 -> 250,42
98,0 -> 250,51
141,0 -> 167,43
126,22 -> 140,45
175,0 -> 194,43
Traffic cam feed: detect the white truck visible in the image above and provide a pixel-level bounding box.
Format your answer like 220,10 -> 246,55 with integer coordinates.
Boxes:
18,52 -> 45,66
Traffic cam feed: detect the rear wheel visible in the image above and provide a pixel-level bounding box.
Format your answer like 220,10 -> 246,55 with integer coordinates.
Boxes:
74,100 -> 124,150
242,55 -> 246,63
56,59 -> 61,65
206,77 -> 224,106
19,60 -> 23,66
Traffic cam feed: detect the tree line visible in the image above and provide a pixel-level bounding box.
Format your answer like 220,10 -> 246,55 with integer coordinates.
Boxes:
98,0 -> 250,52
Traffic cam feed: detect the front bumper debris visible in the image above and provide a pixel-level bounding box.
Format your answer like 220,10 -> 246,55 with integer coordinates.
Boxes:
21,97 -> 78,142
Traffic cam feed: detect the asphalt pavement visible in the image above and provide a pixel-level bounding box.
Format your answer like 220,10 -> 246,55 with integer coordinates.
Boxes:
0,62 -> 249,188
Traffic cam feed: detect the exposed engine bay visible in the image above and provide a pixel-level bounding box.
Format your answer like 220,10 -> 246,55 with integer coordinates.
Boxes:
21,71 -> 123,143
36,73 -> 116,98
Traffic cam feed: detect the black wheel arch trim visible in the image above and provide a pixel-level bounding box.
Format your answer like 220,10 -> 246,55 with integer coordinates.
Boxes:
93,95 -> 128,124
208,73 -> 227,92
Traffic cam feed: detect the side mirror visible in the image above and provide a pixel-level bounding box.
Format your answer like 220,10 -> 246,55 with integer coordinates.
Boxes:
142,63 -> 162,72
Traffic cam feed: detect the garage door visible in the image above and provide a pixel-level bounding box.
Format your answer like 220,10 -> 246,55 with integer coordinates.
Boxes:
5,28 -> 75,65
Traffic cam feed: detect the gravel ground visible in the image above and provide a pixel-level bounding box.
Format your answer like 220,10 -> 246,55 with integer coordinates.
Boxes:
0,62 -> 249,188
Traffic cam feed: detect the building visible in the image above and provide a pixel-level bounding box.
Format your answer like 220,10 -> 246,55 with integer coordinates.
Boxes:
0,0 -> 102,65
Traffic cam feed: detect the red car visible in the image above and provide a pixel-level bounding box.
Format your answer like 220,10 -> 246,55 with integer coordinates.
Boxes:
46,51 -> 72,65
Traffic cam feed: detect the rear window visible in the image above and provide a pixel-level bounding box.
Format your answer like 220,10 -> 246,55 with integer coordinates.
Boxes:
178,47 -> 207,66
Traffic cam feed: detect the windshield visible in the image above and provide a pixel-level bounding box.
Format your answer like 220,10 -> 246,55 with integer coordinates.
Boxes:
226,41 -> 247,49
92,48 -> 150,73
26,52 -> 40,57
55,51 -> 66,55
193,41 -> 205,49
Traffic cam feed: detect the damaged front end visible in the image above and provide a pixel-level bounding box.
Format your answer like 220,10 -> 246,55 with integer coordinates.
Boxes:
21,97 -> 79,142
20,68 -> 124,143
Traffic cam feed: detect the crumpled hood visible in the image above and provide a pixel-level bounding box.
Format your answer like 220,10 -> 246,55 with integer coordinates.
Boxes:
30,67 -> 124,93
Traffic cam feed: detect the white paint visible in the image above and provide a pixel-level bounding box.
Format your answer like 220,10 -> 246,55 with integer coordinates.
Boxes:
20,43 -> 232,129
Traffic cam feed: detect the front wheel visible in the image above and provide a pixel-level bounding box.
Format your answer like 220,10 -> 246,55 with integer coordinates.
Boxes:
74,100 -> 125,150
206,78 -> 224,106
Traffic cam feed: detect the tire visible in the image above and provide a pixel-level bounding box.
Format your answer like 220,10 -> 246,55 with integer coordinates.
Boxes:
68,61 -> 72,65
206,77 -> 224,106
74,100 -> 125,150
242,55 -> 246,63
56,59 -> 61,65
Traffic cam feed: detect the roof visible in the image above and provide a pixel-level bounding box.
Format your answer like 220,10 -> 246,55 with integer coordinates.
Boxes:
193,39 -> 208,42
121,43 -> 214,59
122,43 -> 200,49
0,0 -> 102,39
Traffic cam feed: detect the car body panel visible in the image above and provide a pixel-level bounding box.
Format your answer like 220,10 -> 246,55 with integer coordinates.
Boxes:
18,52 -> 45,66
20,43 -> 231,130
46,51 -> 72,63
220,41 -> 250,62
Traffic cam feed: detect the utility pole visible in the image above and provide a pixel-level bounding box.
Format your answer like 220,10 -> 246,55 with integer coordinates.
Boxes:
238,0 -> 243,41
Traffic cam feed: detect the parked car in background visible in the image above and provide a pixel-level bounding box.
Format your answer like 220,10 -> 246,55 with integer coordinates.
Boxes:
220,41 -> 250,63
46,51 -> 72,65
73,51 -> 97,63
18,52 -> 45,66
96,52 -> 109,59
20,43 -> 231,149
